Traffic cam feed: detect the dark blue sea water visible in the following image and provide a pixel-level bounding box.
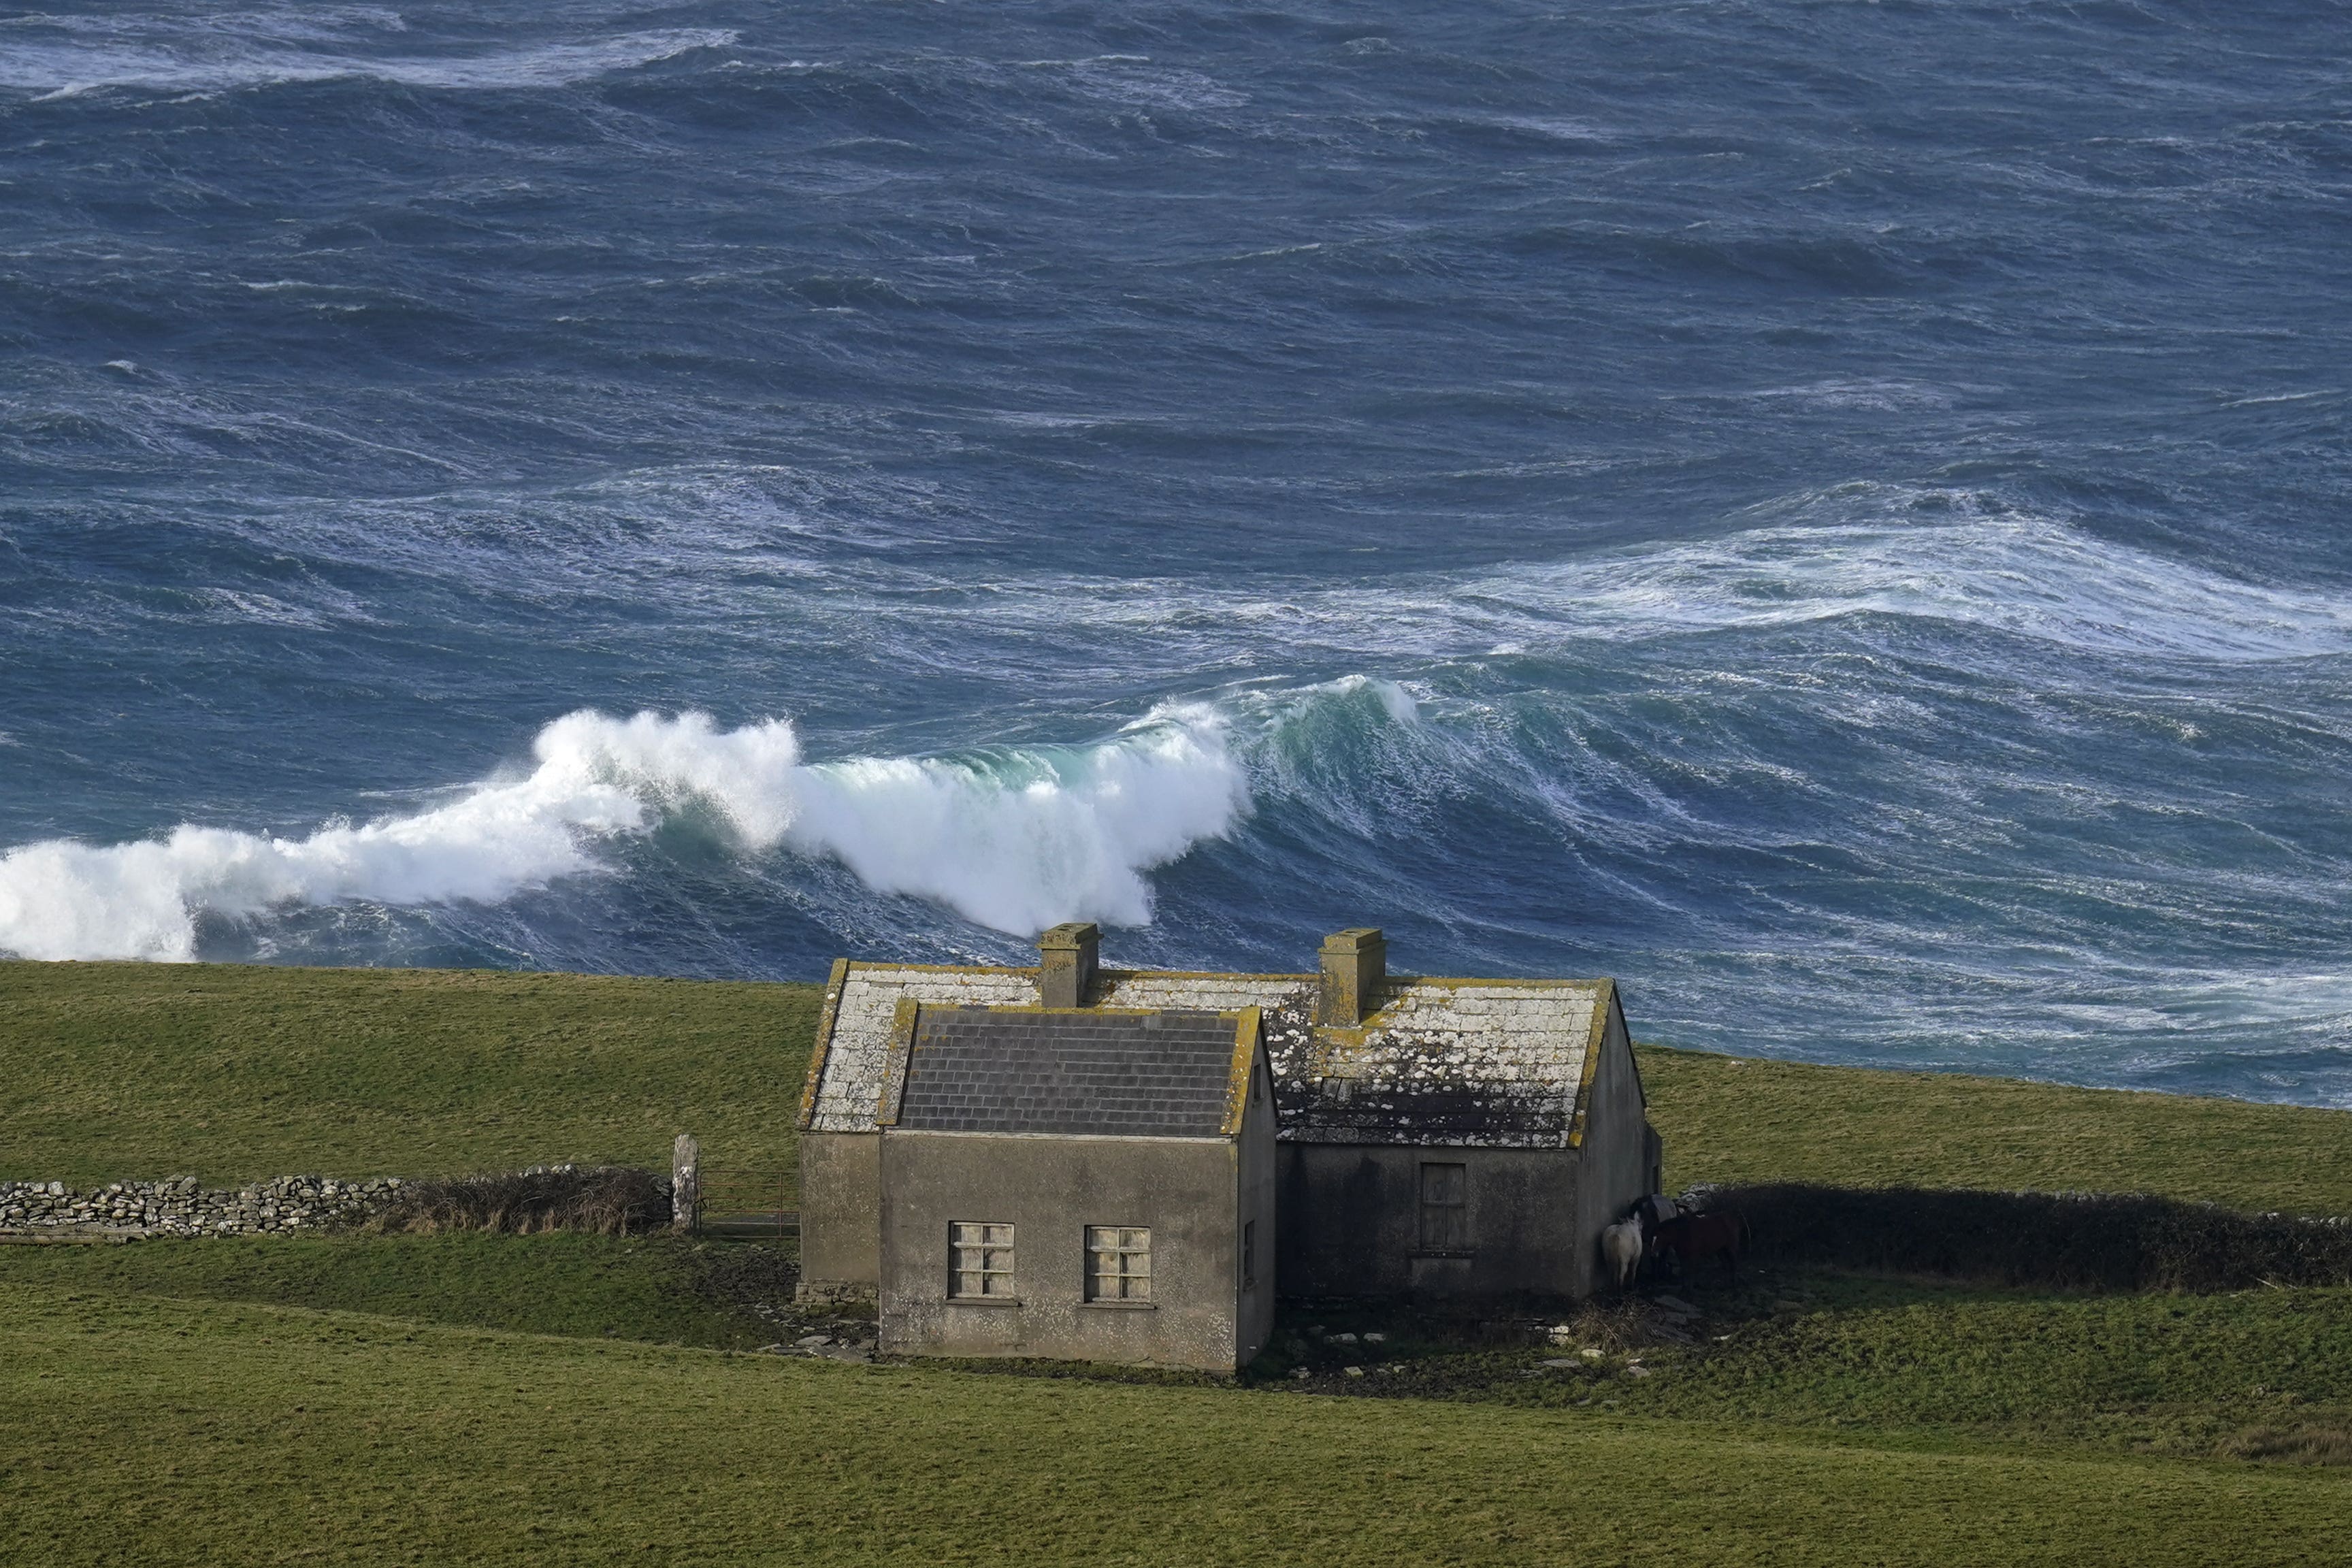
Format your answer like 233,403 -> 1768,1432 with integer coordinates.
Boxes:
5,0 -> 2351,1104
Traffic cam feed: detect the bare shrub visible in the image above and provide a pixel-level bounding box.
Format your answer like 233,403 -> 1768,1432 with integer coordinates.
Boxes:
2219,1426 -> 2352,1467
1722,1184 -> 2352,1292
372,1165 -> 668,1237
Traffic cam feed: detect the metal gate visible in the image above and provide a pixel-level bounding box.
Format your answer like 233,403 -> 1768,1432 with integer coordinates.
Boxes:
692,1166 -> 797,1240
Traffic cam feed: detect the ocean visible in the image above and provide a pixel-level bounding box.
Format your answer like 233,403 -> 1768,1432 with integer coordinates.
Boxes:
4,0 -> 2350,1105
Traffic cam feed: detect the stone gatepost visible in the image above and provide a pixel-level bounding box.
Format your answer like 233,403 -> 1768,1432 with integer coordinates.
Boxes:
671,1133 -> 699,1233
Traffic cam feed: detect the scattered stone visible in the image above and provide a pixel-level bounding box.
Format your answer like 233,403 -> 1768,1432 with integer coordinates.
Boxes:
1290,1368 -> 1312,1379
795,1334 -> 833,1349
1546,1324 -> 1579,1345
1579,1348 -> 1604,1360
1343,1365 -> 1366,1377
1539,1358 -> 1582,1369
1624,1365 -> 1653,1379
1331,1332 -> 1359,1345
1362,1332 -> 1388,1344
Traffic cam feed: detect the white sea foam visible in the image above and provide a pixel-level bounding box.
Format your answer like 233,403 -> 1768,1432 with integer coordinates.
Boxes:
926,496 -> 2352,666
0,707 -> 1247,962
1548,502 -> 2352,661
0,25 -> 735,97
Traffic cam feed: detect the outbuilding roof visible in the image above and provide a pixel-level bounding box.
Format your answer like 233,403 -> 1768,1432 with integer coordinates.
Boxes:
890,1007 -> 1258,1140
798,937 -> 1632,1149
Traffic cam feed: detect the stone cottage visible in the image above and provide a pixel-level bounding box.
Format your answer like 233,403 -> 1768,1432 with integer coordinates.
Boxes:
796,924 -> 1659,1371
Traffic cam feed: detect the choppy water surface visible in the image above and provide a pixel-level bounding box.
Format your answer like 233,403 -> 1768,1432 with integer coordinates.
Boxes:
5,0 -> 2351,1103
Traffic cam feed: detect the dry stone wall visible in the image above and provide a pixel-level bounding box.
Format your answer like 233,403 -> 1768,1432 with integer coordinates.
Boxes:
0,1175 -> 406,1237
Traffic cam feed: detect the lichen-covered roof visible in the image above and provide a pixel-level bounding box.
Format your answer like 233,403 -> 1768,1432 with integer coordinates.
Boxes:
800,960 -> 1622,1149
895,1008 -> 1249,1139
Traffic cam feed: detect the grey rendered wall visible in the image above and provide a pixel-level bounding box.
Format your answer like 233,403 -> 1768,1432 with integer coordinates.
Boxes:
1236,1051 -> 1278,1361
797,1131 -> 881,1301
878,1132 -> 1245,1372
1571,998 -> 1652,1294
1277,1143 -> 1583,1300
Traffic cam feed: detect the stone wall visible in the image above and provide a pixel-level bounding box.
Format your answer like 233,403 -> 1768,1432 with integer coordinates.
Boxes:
0,1175 -> 406,1237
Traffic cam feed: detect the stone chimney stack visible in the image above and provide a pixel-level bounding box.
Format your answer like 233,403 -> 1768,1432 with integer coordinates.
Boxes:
1038,922 -> 1101,1008
1316,928 -> 1386,1028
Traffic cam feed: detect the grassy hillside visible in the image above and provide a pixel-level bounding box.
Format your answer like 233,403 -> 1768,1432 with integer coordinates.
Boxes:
0,1232 -> 776,1349
5,1233 -> 2347,1467
12,960 -> 2352,1218
1640,1044 -> 2352,1216
0,962 -> 822,1184
6,1284 -> 2347,1568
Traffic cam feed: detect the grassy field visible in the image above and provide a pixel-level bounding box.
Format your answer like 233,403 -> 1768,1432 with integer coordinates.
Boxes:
10,961 -> 2352,1564
6,1281 -> 2349,1567
0,962 -> 820,1184
12,959 -> 2352,1211
0,1231 -> 783,1349
1642,1043 -> 2352,1215
9,1232 -> 2346,1467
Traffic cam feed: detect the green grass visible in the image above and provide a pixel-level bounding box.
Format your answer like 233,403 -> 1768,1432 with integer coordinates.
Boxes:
1617,1279 -> 2352,1452
1639,1043 -> 2352,1215
14,959 -> 2352,1213
1440,1273 -> 2352,1454
0,1232 -> 781,1349
0,962 -> 821,1184
6,1283 -> 2348,1568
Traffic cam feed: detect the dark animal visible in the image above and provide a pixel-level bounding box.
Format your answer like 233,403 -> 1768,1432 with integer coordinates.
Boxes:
1651,1209 -> 1747,1284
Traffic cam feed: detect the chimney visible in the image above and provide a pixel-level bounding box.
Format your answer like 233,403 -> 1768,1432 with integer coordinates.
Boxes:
1038,922 -> 1100,1008
1316,928 -> 1386,1028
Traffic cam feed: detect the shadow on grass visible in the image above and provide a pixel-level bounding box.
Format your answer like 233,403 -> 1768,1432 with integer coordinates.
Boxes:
1724,1183 -> 2352,1292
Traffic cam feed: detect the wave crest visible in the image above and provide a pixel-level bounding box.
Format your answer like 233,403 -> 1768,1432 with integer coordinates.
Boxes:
0,707 -> 1249,961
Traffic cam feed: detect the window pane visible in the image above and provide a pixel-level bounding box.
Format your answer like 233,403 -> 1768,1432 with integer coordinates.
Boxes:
1085,1226 -> 1150,1301
1420,1163 -> 1466,1206
950,1221 -> 1014,1297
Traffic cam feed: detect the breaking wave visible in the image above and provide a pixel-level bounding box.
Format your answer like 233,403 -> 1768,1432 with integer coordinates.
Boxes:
0,706 -> 1247,961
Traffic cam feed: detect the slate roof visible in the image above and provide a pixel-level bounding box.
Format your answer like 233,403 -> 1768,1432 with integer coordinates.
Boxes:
893,1008 -> 1245,1139
800,961 -> 1629,1149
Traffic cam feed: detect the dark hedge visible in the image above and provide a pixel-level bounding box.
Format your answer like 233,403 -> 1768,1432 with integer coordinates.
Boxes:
1720,1184 -> 2352,1292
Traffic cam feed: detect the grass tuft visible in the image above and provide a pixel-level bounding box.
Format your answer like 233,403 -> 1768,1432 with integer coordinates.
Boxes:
2220,1424 -> 2352,1467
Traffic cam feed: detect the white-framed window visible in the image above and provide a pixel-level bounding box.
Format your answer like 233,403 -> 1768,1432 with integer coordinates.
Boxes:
950,1222 -> 1016,1298
1085,1226 -> 1152,1301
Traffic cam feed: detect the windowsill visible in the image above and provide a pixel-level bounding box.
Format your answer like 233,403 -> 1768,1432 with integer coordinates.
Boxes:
1079,1299 -> 1158,1311
946,1296 -> 1024,1308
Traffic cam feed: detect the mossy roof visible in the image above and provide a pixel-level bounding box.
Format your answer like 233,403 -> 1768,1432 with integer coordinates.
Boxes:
800,962 -> 1627,1149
